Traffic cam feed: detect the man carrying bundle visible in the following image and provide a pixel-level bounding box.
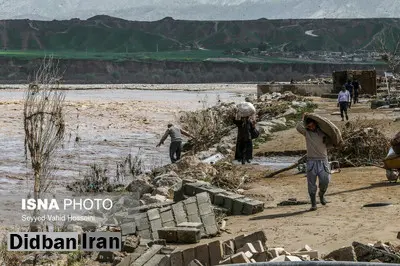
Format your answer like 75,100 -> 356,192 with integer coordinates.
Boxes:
296,113 -> 331,211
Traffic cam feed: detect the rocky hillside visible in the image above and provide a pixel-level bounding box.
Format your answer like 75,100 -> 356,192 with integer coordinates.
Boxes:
0,16 -> 400,53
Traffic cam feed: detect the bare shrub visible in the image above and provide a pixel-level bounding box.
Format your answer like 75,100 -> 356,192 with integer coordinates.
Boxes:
23,56 -> 65,232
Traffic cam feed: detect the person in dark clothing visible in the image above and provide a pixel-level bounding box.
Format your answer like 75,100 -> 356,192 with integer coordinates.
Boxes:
351,79 -> 361,104
157,123 -> 194,163
234,116 -> 255,165
344,80 -> 354,108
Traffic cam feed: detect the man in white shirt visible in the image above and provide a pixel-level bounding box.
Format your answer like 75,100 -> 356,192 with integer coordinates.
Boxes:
337,86 -> 351,121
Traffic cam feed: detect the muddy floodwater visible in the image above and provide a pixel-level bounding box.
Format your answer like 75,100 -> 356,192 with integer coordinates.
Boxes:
0,85 -> 256,227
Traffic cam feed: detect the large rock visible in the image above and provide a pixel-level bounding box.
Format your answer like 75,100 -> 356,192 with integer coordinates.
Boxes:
153,171 -> 182,188
324,246 -> 357,262
126,174 -> 154,196
352,241 -> 400,263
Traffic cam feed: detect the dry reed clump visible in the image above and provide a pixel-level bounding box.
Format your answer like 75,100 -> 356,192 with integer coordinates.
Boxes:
330,119 -> 391,167
211,160 -> 253,190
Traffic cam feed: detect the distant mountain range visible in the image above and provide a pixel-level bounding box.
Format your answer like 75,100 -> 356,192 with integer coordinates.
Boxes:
0,0 -> 400,21
0,15 -> 399,53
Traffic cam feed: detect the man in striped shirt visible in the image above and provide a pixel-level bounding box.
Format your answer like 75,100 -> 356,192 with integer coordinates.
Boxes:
338,86 -> 351,121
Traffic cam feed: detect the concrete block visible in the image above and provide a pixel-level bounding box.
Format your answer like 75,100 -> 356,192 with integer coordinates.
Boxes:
136,216 -> 150,231
252,240 -> 265,253
183,248 -> 196,266
196,192 -> 211,205
292,250 -> 319,259
194,185 -> 212,195
253,252 -> 268,262
195,244 -> 210,266
138,229 -> 151,240
122,235 -> 140,253
188,213 -> 202,223
170,251 -> 183,266
163,221 -> 176,228
244,251 -> 253,259
201,213 -> 218,236
198,202 -> 213,216
177,228 -> 201,244
232,198 -> 246,215
270,255 -> 286,262
184,183 -> 198,196
285,255 -> 302,261
298,245 -> 313,252
121,222 -> 136,236
158,255 -> 171,266
158,228 -> 178,243
241,198 -> 265,215
297,254 -> 311,261
206,188 -> 225,204
230,252 -> 251,263
132,244 -> 163,266
268,249 -> 279,258
185,202 -> 200,216
183,195 -> 197,205
223,194 -> 244,212
222,239 -> 235,256
152,232 -> 159,240
121,214 -> 137,224
237,243 -> 258,254
177,222 -> 203,229
324,246 -> 356,262
147,208 -> 161,221
150,219 -> 162,233
172,202 -> 188,225
250,258 -> 257,263
160,209 -> 174,224
397,232 -> 400,240
213,193 -> 225,207
208,240 -> 223,266
159,206 -> 172,213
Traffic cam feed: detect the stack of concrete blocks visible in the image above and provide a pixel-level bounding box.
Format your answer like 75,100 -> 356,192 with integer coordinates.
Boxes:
120,192 -> 218,242
117,243 -> 172,266
183,181 -> 264,215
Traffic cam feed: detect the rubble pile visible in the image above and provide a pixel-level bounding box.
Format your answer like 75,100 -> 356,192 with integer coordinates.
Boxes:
330,122 -> 391,167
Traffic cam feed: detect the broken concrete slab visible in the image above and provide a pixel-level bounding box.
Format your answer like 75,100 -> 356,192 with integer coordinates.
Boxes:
324,246 -> 357,262
122,235 -> 140,253
130,244 -> 164,266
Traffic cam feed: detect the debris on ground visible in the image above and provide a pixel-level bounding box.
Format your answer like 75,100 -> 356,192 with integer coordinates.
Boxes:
330,121 -> 391,167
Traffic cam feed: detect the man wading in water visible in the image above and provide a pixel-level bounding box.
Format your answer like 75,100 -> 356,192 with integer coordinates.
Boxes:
157,123 -> 195,163
296,113 -> 330,211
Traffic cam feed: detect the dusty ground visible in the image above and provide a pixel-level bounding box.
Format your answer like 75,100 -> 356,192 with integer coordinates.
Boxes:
210,98 -> 400,255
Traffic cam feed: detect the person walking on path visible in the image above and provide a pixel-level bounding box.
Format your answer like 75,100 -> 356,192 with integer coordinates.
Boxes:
338,86 -> 351,121
157,123 -> 195,163
234,115 -> 256,165
351,79 -> 361,104
296,113 -> 331,211
344,80 -> 354,108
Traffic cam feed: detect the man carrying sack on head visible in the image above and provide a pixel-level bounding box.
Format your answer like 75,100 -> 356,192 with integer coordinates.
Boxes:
296,113 -> 332,211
